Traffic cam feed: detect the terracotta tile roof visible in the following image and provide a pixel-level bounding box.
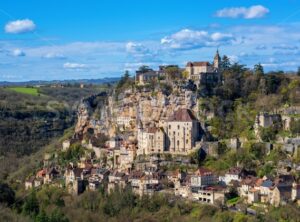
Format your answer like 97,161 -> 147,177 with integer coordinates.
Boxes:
36,169 -> 46,178
168,109 -> 198,122
129,171 -> 145,179
227,167 -> 243,175
241,176 -> 258,186
186,61 -> 210,67
194,168 -> 213,176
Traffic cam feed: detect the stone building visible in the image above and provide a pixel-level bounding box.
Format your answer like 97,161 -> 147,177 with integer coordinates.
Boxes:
254,112 -> 282,135
190,168 -> 217,187
137,127 -> 166,155
166,108 -> 201,154
185,51 -> 221,86
135,69 -> 158,85
65,167 -> 84,195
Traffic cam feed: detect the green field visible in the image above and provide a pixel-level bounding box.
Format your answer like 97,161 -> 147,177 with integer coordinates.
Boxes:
8,87 -> 39,96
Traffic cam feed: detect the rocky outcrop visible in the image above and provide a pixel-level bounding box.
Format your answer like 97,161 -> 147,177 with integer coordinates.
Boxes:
74,88 -> 199,141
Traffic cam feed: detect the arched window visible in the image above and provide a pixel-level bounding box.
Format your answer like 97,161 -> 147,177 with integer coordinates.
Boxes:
177,140 -> 180,146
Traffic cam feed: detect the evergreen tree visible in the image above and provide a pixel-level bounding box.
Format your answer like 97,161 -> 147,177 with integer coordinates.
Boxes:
22,191 -> 39,217
254,63 -> 264,76
221,55 -> 231,71
35,210 -> 48,222
297,66 -> 300,76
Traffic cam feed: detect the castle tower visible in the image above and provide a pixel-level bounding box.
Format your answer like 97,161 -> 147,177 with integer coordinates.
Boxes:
213,50 -> 221,70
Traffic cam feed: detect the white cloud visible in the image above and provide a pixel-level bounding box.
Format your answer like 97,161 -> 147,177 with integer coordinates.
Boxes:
63,62 -> 87,69
5,19 -> 36,34
43,53 -> 66,59
215,5 -> 269,19
161,29 -> 236,50
256,44 -> 267,50
228,55 -> 239,63
125,41 -> 159,62
272,44 -> 298,50
11,49 -> 26,57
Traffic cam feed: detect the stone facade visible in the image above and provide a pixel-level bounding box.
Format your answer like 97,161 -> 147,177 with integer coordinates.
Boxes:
185,51 -> 221,86
166,109 -> 201,154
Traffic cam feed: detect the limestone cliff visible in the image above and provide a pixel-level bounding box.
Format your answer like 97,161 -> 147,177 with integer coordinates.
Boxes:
75,88 -> 199,141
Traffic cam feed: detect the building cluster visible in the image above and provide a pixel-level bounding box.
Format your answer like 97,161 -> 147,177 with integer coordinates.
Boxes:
25,158 -> 300,208
24,51 -> 300,212
135,51 -> 222,86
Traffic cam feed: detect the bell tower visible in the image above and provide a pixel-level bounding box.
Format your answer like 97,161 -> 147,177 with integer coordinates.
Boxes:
213,49 -> 221,70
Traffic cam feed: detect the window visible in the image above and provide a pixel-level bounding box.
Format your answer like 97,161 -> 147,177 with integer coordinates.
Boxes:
169,125 -> 171,129
186,139 -> 189,144
177,140 -> 179,146
177,125 -> 180,130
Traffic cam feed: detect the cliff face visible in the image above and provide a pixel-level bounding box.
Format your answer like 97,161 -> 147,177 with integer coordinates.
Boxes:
75,92 -> 109,138
75,89 -> 198,140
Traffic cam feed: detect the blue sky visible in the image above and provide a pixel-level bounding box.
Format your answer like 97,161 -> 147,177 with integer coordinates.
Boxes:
0,0 -> 300,81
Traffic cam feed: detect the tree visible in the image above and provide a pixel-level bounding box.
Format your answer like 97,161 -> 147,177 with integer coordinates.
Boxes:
221,55 -> 231,71
260,127 -> 277,142
22,191 -> 39,217
181,70 -> 189,79
35,210 -> 48,222
297,67 -> 300,76
137,65 -> 151,73
290,119 -> 300,135
165,66 -> 180,80
254,63 -> 264,76
0,183 -> 15,206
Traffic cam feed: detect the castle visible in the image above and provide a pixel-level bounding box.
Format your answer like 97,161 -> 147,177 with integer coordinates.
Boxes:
135,51 -> 222,86
185,50 -> 222,85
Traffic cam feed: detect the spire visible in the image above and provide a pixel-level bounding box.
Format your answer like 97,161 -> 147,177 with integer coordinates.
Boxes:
213,49 -> 221,69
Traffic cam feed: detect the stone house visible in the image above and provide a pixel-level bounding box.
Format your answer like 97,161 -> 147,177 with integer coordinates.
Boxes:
25,176 -> 35,190
44,167 -> 60,184
254,112 -> 282,136
271,186 -> 292,207
191,186 -> 226,205
137,127 -> 165,155
221,167 -> 244,185
107,136 -> 123,149
90,168 -> 110,181
33,178 -> 43,188
89,180 -> 100,191
62,140 -> 71,151
65,167 -> 84,195
190,168 -> 217,187
292,183 -> 300,201
116,116 -> 133,129
238,176 -> 259,204
108,170 -> 128,192
135,70 -> 158,85
118,144 -> 136,170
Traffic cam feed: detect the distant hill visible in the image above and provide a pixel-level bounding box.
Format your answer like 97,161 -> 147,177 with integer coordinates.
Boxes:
0,77 -> 120,86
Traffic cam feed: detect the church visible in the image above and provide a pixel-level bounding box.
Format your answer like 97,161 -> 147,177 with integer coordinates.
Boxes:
185,51 -> 222,86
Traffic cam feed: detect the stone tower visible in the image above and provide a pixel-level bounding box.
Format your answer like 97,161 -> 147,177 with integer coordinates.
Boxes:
213,50 -> 221,70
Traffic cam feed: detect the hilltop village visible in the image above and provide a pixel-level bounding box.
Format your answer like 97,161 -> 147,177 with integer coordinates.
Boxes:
24,51 -> 300,214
